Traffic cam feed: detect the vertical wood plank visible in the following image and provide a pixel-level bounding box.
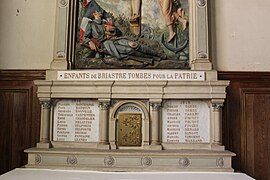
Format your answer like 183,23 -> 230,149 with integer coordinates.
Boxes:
10,92 -> 29,169
245,94 -> 254,176
252,94 -> 270,180
0,92 -> 13,174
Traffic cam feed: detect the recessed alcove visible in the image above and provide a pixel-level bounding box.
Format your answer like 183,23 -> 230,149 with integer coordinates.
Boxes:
110,100 -> 149,149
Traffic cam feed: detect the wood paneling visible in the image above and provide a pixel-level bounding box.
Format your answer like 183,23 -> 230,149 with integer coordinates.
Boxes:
0,70 -> 45,175
219,72 -> 270,180
244,91 -> 270,180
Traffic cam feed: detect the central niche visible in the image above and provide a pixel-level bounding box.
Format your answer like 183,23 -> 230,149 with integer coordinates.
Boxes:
111,101 -> 149,149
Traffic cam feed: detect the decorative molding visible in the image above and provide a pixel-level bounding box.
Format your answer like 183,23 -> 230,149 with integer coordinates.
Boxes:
41,101 -> 51,109
150,103 -> 161,111
179,157 -> 190,167
58,0 -> 69,8
197,0 -> 206,7
212,103 -> 223,111
99,102 -> 110,110
216,158 -> 224,167
118,105 -> 142,113
56,51 -> 66,58
35,154 -> 41,165
198,52 -> 208,59
104,156 -> 115,166
141,157 -> 152,167
67,155 -> 77,165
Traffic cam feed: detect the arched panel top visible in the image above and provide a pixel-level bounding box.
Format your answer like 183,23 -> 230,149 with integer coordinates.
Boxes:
110,100 -> 149,122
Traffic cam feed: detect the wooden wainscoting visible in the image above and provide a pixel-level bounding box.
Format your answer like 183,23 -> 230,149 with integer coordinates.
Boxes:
0,70 -> 45,175
219,72 -> 270,180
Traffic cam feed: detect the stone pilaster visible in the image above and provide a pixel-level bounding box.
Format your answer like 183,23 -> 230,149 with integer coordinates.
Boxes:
190,0 -> 212,70
37,101 -> 51,148
211,102 -> 224,150
149,101 -> 162,150
50,0 -> 69,70
97,100 -> 110,149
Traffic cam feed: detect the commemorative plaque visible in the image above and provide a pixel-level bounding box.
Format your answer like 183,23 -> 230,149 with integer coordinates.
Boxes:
162,100 -> 210,143
53,99 -> 99,142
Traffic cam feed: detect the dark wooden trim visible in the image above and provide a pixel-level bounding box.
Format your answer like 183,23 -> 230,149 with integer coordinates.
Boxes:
0,70 -> 46,81
218,71 -> 270,81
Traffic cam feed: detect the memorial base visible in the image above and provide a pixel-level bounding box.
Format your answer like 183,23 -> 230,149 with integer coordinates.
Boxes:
25,148 -> 235,172
28,70 -> 235,172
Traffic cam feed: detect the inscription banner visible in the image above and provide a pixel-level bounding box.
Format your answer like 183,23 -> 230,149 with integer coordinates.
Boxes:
53,99 -> 99,142
162,100 -> 210,143
57,70 -> 205,81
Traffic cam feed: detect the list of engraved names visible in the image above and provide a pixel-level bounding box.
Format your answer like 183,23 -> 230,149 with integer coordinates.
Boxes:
162,100 -> 210,143
53,99 -> 99,142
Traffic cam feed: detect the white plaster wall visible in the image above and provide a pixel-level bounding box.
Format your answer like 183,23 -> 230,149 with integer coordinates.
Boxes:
0,0 -> 56,69
211,0 -> 270,71
0,0 -> 270,71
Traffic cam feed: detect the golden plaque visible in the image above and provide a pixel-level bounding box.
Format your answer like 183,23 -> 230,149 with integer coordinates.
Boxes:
117,113 -> 142,146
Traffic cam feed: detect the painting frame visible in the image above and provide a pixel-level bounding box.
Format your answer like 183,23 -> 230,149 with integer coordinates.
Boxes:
50,0 -> 212,70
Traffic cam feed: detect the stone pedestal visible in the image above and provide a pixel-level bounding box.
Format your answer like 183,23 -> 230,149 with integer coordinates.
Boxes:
25,148 -> 234,172
25,69 -> 235,172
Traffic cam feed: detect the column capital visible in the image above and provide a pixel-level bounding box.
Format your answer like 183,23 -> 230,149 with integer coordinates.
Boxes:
99,102 -> 110,110
41,101 -> 51,109
212,103 -> 223,111
150,103 -> 161,111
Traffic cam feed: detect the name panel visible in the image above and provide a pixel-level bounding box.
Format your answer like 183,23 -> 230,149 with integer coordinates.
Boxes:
53,99 -> 99,142
162,100 -> 210,143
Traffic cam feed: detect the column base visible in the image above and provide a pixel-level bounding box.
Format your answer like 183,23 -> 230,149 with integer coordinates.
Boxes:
191,59 -> 212,70
97,143 -> 110,150
211,144 -> 225,151
37,142 -> 51,149
144,145 -> 162,150
50,58 -> 67,70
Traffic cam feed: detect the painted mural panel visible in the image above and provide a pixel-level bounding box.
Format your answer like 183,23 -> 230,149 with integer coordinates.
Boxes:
75,0 -> 189,69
